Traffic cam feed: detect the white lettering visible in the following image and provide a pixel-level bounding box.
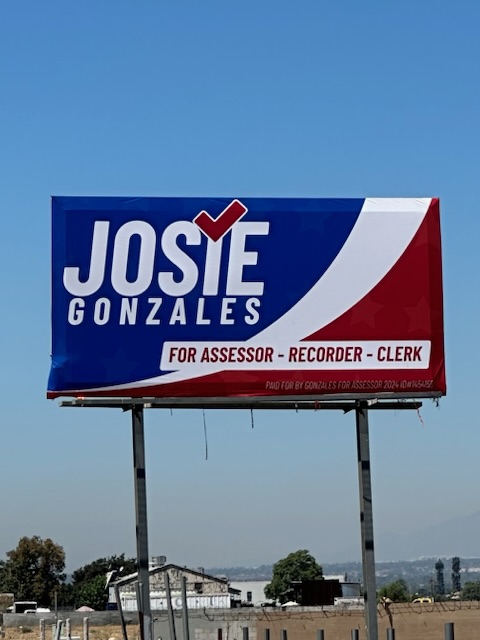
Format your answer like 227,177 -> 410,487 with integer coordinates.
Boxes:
63,221 -> 109,296
159,222 -> 201,296
169,298 -> 187,325
146,298 -> 163,325
68,298 -> 85,325
111,221 -> 156,296
226,222 -> 269,295
220,297 -> 236,325
202,237 -> 223,295
245,297 -> 261,325
94,297 -> 111,325
119,298 -> 138,325
196,297 -> 211,325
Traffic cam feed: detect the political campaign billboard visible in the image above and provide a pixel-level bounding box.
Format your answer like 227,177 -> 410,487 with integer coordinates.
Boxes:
48,197 -> 445,399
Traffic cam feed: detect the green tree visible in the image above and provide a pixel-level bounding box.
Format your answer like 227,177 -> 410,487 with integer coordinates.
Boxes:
56,583 -> 75,608
1,536 -> 65,605
75,574 -> 108,611
71,554 -> 136,610
264,550 -> 323,604
461,581 -> 480,601
0,559 -> 7,592
378,579 -> 410,603
71,554 -> 136,587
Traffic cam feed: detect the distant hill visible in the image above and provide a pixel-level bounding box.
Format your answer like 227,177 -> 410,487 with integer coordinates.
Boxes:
207,565 -> 273,581
207,511 -> 480,590
374,511 -> 480,561
319,511 -> 480,563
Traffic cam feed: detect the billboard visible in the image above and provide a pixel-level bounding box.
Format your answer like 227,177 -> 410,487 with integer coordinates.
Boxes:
48,197 -> 445,399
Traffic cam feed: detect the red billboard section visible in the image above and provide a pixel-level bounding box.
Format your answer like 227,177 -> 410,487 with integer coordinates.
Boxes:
302,198 -> 445,397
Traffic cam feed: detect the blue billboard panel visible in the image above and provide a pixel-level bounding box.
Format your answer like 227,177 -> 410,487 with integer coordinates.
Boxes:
48,197 -> 445,399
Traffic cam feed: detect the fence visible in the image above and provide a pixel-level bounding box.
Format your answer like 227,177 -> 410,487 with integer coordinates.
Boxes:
4,603 -> 480,639
240,625 -> 456,640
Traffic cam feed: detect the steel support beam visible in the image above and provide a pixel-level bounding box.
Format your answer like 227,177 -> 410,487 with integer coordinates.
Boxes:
132,406 -> 152,640
356,403 -> 378,640
60,398 -> 422,411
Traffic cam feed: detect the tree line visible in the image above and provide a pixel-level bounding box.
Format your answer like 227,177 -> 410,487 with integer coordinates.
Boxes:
3,539 -> 480,611
0,536 -> 136,610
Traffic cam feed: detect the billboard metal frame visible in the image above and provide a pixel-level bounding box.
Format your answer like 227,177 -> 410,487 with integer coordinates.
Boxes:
49,197 -> 445,400
59,397 -> 423,640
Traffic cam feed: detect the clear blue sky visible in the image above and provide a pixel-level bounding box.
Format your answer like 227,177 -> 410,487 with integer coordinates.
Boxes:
1,0 -> 479,572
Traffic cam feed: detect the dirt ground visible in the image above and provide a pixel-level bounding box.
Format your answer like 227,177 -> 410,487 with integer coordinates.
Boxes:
4,603 -> 480,640
256,603 -> 480,640
3,626 -> 140,640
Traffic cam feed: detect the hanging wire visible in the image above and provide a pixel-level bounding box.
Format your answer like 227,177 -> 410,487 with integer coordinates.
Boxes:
250,408 -> 254,428
202,409 -> 208,460
416,407 -> 425,427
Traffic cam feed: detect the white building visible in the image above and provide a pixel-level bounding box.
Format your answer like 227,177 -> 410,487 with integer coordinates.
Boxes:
109,563 -> 241,611
229,581 -> 271,606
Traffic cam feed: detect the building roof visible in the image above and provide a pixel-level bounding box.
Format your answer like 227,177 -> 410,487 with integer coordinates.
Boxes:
113,563 -> 238,590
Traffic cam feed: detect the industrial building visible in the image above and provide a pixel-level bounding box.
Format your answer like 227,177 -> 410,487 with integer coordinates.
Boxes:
229,581 -> 270,606
109,559 -> 241,611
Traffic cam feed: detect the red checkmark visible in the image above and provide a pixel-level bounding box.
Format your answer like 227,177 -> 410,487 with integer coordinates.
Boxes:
194,199 -> 248,242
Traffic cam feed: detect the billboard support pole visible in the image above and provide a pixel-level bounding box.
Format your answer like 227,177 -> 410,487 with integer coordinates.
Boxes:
355,401 -> 378,640
132,406 -> 152,640
60,398 -> 423,640
181,576 -> 191,640
114,583 -> 129,640
165,572 -> 177,640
